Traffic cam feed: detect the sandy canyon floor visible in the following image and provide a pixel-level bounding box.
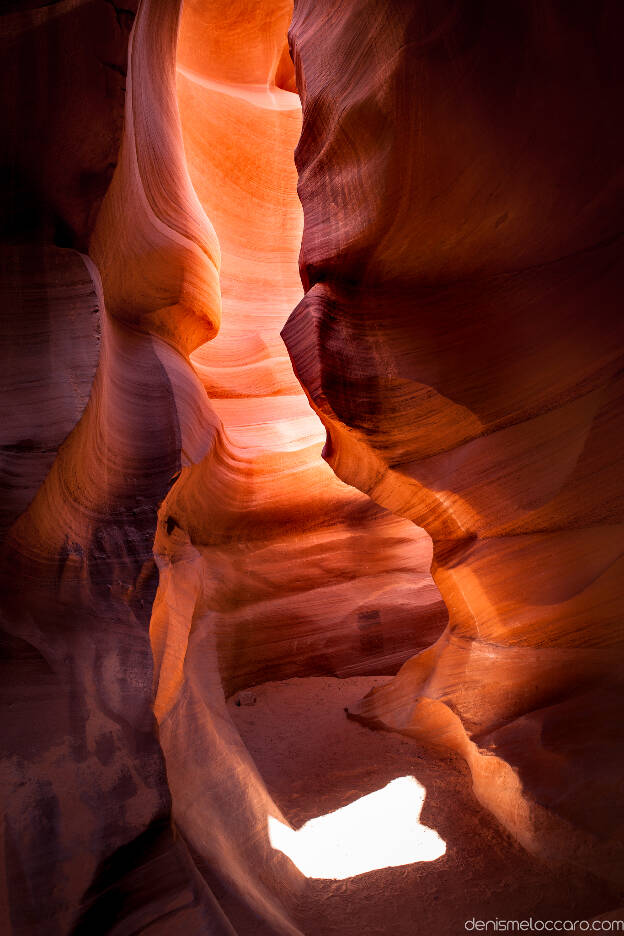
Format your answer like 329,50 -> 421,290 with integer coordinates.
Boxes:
229,676 -> 621,936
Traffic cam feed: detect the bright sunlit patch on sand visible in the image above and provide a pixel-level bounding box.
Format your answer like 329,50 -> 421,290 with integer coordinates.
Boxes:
268,776 -> 446,879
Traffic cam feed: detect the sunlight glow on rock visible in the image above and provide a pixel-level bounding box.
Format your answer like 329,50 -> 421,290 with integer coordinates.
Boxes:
268,776 -> 446,879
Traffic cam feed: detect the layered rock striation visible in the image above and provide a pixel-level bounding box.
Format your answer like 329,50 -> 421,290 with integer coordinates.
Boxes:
1,0 -> 445,931
283,0 -> 624,882
169,0 -> 445,698
3,0 -> 623,931
0,2 -> 220,931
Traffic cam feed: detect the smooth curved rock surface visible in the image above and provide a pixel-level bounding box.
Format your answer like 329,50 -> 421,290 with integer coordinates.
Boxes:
165,0 -> 445,699
147,2 -> 447,929
3,0 -> 624,931
0,246 -> 100,538
283,0 -> 624,883
1,0 -> 445,931
0,2 -> 227,932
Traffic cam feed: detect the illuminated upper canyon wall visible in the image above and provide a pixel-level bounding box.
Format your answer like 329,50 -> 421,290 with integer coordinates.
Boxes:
147,2 -> 450,930
283,0 -> 624,882
165,0 -> 446,698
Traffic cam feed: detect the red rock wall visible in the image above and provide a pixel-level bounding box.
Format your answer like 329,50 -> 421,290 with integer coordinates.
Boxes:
164,0 -> 445,698
0,4 -> 215,932
0,0 -> 446,931
147,3 -> 446,930
3,0 -> 623,930
283,0 -> 624,882
1,2 -> 237,932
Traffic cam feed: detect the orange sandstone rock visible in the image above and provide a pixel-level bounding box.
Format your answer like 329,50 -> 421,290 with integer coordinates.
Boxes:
283,0 -> 624,882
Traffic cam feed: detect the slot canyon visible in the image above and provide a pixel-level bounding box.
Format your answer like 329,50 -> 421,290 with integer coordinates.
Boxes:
1,0 -> 623,933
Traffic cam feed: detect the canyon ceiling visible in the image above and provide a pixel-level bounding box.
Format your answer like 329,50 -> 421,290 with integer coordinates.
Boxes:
1,0 -> 623,934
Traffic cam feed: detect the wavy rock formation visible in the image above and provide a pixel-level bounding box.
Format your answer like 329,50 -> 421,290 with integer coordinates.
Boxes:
0,246 -> 100,539
3,0 -> 623,931
1,2 -> 227,932
1,0 -> 446,931
1,0 -> 138,538
171,0 -> 445,696
283,0 -> 624,883
146,2 -> 446,930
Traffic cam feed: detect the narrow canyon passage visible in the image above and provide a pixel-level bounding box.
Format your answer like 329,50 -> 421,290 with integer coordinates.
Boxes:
142,3 -> 456,931
149,1 -> 622,932
169,0 -> 446,696
1,0 -> 623,933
